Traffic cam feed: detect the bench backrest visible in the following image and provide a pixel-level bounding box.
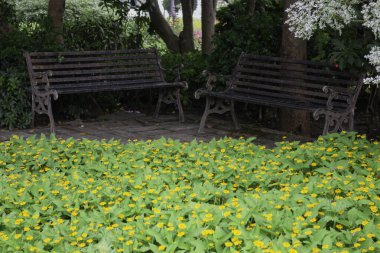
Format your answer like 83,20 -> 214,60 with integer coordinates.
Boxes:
230,53 -> 360,107
25,49 -> 165,90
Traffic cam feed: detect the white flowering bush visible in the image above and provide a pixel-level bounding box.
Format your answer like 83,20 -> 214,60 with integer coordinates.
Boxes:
286,0 -> 357,40
364,46 -> 380,85
286,0 -> 380,86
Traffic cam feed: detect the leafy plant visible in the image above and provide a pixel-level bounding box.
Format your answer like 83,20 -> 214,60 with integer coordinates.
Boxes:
161,51 -> 207,104
209,0 -> 283,74
0,71 -> 32,129
0,133 -> 379,252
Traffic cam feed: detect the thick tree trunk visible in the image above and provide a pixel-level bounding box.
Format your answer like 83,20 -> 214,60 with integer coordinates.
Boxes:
180,0 -> 195,53
47,0 -> 66,44
280,0 -> 311,135
147,0 -> 180,52
0,20 -> 11,36
201,0 -> 217,55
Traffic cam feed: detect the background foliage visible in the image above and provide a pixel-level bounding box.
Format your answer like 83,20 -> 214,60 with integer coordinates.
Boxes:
209,0 -> 283,74
0,0 -> 375,129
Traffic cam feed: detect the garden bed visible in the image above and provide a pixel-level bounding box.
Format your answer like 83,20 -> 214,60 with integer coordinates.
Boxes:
0,133 -> 379,252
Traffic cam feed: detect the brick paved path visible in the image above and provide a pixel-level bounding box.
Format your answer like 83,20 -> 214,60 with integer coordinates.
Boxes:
0,110 -> 312,146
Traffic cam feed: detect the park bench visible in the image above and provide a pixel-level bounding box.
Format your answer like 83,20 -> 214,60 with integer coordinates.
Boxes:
195,53 -> 363,135
24,48 -> 187,133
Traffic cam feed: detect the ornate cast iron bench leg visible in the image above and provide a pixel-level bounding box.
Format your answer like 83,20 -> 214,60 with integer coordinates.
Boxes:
198,97 -> 240,134
31,87 -> 58,134
154,88 -> 185,123
314,109 -> 354,135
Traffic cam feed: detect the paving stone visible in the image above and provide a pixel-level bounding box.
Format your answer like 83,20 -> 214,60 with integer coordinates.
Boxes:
0,110 -> 324,145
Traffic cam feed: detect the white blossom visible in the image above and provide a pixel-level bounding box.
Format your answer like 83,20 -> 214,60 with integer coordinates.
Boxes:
285,0 -> 357,40
364,46 -> 380,85
362,1 -> 380,39
286,0 -> 380,85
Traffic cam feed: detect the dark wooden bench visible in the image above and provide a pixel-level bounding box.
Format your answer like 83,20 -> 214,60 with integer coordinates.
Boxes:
195,53 -> 363,135
24,49 -> 187,133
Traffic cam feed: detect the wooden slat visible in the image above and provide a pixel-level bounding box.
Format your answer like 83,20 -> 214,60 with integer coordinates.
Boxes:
233,84 -> 348,107
28,48 -> 156,57
237,67 -> 355,86
243,54 -> 331,68
238,60 -> 352,79
236,73 -> 325,91
234,80 -> 329,99
34,66 -> 160,77
49,79 -> 165,90
30,54 -> 157,64
43,82 -> 184,95
236,74 -> 353,95
32,60 -> 158,70
230,89 -> 347,109
232,86 -> 326,106
48,72 -> 161,84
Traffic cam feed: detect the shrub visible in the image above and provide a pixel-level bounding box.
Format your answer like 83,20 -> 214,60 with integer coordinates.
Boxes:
209,0 -> 283,74
0,71 -> 31,129
0,133 -> 379,252
161,51 -> 208,105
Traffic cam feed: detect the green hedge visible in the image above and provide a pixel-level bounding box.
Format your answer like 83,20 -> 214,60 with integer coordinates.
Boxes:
0,133 -> 379,252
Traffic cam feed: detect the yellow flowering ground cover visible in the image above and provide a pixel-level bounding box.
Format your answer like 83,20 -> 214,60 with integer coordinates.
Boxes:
0,132 -> 379,253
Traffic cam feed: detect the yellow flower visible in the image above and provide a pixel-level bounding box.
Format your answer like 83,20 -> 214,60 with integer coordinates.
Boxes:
232,229 -> 242,236
253,240 -> 265,248
178,223 -> 187,230
158,245 -> 166,251
223,211 -> 231,217
370,206 -> 378,213
304,230 -> 312,235
225,241 -> 233,247
201,229 -> 214,237
322,244 -> 329,249
177,231 -> 185,237
283,242 -> 291,248
304,211 -> 312,217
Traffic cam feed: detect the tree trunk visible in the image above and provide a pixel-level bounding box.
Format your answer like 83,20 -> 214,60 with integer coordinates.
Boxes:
147,0 -> 180,52
0,20 -> 11,36
201,0 -> 217,55
180,0 -> 195,53
47,0 -> 66,44
247,0 -> 257,15
280,0 -> 311,135
169,0 -> 176,21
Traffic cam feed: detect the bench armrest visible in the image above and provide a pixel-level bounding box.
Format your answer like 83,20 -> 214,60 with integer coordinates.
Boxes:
32,71 -> 53,89
160,64 -> 184,82
31,71 -> 58,100
323,81 -> 362,111
194,71 -> 233,99
202,70 -> 233,90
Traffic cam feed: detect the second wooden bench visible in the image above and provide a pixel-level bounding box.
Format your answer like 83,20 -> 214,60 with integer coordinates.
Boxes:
25,48 -> 187,133
195,53 -> 363,135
